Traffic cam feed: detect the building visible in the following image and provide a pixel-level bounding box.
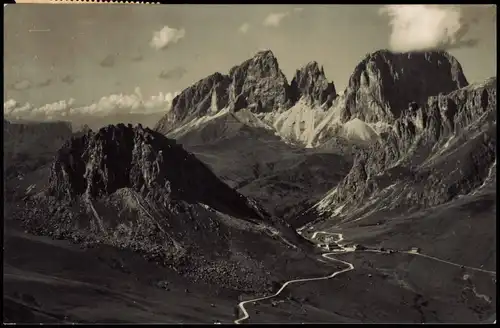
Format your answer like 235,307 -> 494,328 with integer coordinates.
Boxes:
410,247 -> 421,254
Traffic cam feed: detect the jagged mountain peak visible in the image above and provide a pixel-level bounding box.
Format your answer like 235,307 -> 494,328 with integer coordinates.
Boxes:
309,76 -> 496,222
229,50 -> 281,78
155,50 -> 297,135
155,72 -> 232,134
290,61 -> 338,107
17,122 -> 316,290
170,72 -> 231,116
252,49 -> 278,62
48,123 -> 267,221
228,50 -> 293,113
341,49 -> 469,124
301,61 -> 323,72
247,49 -> 278,67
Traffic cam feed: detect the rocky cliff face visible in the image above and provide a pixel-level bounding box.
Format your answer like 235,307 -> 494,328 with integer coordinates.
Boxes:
228,50 -> 295,113
16,123 -> 313,291
155,51 -> 294,135
155,51 -> 336,136
155,73 -> 231,134
156,50 -> 469,148
48,124 -> 267,221
308,77 -> 496,223
290,61 -> 337,107
340,50 -> 469,124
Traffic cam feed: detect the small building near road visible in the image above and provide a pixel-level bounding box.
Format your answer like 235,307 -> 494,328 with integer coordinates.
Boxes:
410,247 -> 421,254
324,236 -> 335,243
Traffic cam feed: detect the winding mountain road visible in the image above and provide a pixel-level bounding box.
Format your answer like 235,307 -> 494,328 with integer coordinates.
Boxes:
233,230 -> 496,324
234,232 -> 352,324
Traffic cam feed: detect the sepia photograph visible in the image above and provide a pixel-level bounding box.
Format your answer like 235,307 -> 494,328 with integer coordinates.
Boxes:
3,3 -> 497,324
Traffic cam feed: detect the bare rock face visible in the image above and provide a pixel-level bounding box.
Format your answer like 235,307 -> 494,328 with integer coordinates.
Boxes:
155,50 -> 297,135
311,77 -> 496,219
48,124 -> 267,221
155,73 -> 231,134
15,123 -> 312,292
228,50 -> 294,113
290,61 -> 338,107
341,50 -> 469,123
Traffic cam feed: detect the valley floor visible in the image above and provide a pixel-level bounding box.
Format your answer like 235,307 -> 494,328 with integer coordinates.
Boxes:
4,195 -> 496,324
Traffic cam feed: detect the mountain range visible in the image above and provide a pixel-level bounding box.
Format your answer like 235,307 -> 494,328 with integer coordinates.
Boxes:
4,48 -> 496,323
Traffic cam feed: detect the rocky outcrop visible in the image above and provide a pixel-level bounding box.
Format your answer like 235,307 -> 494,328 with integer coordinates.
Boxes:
155,49 -> 473,152
155,51 -> 298,135
155,73 -> 231,134
313,77 -> 496,219
48,124 -> 268,221
290,61 -> 337,107
14,123 -> 312,291
228,50 -> 294,113
340,50 -> 469,123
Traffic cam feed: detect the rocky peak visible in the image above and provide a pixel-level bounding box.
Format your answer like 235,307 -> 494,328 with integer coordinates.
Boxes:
155,50 -> 297,135
49,123 -> 266,220
341,50 -> 469,123
316,77 -> 496,218
155,72 -> 232,134
290,61 -> 338,107
229,50 -> 279,77
228,50 -> 294,113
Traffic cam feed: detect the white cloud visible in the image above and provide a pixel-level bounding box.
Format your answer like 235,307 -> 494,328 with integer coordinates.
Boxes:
11,79 -> 32,91
4,99 -> 32,116
150,26 -> 186,51
379,5 -> 480,52
238,22 -> 250,34
263,12 -> 290,27
4,88 -> 180,122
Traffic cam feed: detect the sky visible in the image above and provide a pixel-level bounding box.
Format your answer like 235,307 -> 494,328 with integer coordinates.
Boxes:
3,4 -> 497,121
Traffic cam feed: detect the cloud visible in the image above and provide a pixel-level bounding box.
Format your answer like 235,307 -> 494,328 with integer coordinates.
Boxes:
158,66 -> 187,80
150,26 -> 186,51
379,5 -> 483,52
4,99 -> 32,116
238,22 -> 250,34
4,88 -> 180,122
8,78 -> 55,90
293,8 -> 304,13
263,12 -> 290,27
10,79 -> 32,91
100,54 -> 116,68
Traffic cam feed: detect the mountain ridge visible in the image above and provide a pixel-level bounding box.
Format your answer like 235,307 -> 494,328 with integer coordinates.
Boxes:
155,49 -> 470,150
300,76 -> 496,228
